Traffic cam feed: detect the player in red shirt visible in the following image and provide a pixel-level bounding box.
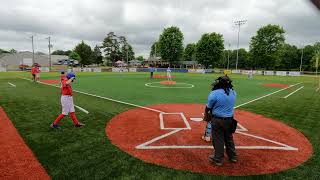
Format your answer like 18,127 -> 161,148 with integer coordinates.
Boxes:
31,65 -> 37,82
50,72 -> 85,129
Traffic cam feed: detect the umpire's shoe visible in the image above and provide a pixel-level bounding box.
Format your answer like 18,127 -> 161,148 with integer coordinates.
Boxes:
208,155 -> 223,166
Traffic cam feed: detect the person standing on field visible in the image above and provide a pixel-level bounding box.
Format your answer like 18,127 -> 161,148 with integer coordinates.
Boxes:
167,66 -> 172,81
35,65 -> 41,82
204,75 -> 237,166
150,66 -> 155,78
31,65 -> 37,82
50,72 -> 85,129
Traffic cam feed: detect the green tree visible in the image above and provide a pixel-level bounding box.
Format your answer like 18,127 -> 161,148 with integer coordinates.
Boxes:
0,48 -> 9,54
9,49 -> 17,54
311,50 -> 320,70
249,24 -> 285,69
74,41 -> 93,65
52,50 -> 72,56
101,32 -> 121,62
68,51 -> 81,61
301,45 -> 315,71
278,44 -> 300,70
184,43 -> 196,61
52,50 -> 66,55
120,43 -> 135,62
92,45 -> 103,66
136,56 -> 144,61
150,41 -> 160,57
158,26 -> 184,64
195,32 -> 224,69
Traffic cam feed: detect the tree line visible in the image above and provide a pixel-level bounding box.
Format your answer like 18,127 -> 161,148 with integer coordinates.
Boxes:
51,32 -> 136,66
150,25 -> 320,71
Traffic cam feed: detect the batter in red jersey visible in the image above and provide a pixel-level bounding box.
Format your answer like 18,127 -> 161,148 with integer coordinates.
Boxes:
50,72 -> 85,129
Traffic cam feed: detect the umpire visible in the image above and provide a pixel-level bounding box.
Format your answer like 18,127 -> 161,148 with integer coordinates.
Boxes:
204,75 -> 237,166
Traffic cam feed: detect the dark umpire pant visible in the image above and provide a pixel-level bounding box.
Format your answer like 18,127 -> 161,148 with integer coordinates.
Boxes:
211,117 -> 237,162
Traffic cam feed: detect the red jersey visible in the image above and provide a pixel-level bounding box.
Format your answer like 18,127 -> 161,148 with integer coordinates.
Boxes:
36,67 -> 40,73
60,74 -> 66,81
31,67 -> 37,74
61,78 -> 72,96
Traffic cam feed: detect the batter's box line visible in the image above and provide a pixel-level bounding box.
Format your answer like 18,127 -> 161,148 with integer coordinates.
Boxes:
135,129 -> 298,151
160,112 -> 191,130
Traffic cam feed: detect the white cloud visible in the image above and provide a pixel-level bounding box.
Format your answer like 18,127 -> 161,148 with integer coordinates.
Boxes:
0,0 -> 319,57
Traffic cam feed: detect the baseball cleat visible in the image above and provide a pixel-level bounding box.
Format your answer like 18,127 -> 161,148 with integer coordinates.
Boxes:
75,122 -> 85,127
50,123 -> 61,129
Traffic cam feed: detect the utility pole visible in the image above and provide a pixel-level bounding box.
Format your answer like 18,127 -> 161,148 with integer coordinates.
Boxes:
300,47 -> 304,72
227,43 -> 231,70
234,20 -> 247,70
31,35 -> 35,65
46,36 -> 52,71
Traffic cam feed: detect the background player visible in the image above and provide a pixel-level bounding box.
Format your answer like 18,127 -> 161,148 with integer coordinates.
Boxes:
35,65 -> 41,82
31,64 -> 37,82
50,72 -> 85,129
167,66 -> 172,81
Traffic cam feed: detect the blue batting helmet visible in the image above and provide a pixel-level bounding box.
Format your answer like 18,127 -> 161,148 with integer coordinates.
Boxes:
66,72 -> 76,79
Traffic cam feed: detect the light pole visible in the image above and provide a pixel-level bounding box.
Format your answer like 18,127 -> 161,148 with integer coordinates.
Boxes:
227,43 -> 231,70
31,35 -> 35,65
46,36 -> 52,71
234,20 -> 247,70
300,46 -> 304,72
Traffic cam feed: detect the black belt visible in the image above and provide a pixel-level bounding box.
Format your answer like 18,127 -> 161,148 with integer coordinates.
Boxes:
213,115 -> 233,120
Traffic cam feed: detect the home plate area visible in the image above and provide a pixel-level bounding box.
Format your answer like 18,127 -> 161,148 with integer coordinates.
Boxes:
106,104 -> 312,176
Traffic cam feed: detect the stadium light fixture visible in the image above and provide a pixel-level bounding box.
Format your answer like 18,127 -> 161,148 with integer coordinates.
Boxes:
234,20 -> 247,70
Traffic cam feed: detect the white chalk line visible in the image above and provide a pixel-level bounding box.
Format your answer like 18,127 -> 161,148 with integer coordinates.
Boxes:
283,86 -> 304,99
8,82 -> 16,87
20,77 -> 299,151
145,82 -> 194,89
74,105 -> 89,114
234,82 -> 302,108
20,77 -> 164,113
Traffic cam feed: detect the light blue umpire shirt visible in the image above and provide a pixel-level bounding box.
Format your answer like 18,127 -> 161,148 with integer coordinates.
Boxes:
206,88 -> 236,118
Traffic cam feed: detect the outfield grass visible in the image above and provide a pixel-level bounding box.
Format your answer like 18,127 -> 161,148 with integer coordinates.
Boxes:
0,72 -> 319,179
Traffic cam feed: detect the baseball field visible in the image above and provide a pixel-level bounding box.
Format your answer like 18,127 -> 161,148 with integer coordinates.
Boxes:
0,71 -> 319,179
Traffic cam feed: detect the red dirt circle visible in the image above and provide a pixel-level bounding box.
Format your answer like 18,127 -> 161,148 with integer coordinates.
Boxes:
160,80 -> 177,85
106,104 -> 312,176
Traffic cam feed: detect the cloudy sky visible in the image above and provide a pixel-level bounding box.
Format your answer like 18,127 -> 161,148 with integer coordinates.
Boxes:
0,0 -> 319,57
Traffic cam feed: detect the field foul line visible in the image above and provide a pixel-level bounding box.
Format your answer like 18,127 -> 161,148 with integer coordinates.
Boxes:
8,82 -> 16,87
74,105 -> 89,114
283,86 -> 304,99
19,77 -> 164,113
234,82 -> 302,108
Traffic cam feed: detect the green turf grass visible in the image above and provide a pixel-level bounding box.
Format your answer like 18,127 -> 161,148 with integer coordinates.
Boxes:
0,72 -> 319,179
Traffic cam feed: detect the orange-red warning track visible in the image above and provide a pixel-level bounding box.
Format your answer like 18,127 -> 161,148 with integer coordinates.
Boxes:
0,107 -> 50,180
106,104 -> 312,176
